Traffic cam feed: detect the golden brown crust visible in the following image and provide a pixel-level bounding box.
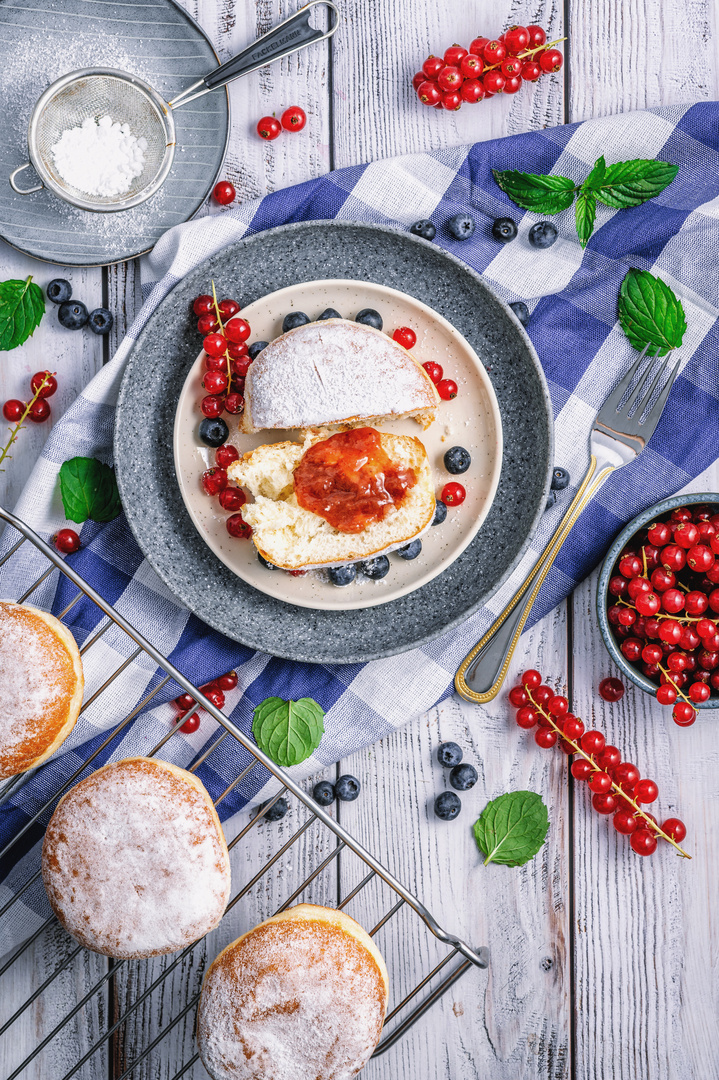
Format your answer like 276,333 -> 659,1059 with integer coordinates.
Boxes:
197,904 -> 388,1080
42,757 -> 231,958
0,600 -> 84,779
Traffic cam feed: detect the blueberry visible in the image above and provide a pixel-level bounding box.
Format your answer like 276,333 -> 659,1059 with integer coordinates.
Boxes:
88,307 -> 113,335
58,300 -> 88,330
46,278 -> 72,304
528,221 -> 559,249
336,774 -> 360,801
432,500 -> 448,526
312,780 -> 336,806
248,340 -> 269,360
410,219 -> 436,241
447,213 -> 475,241
358,555 -> 390,579
509,301 -> 530,327
317,307 -> 342,321
328,564 -> 357,587
546,490 -> 556,512
437,741 -> 463,767
198,417 -> 229,447
450,763 -> 478,791
492,217 -> 518,244
396,539 -> 422,560
282,311 -> 311,333
258,552 -> 276,570
434,791 -> 461,820
551,466 -> 570,491
262,797 -> 289,821
444,446 -> 471,475
355,308 -> 383,331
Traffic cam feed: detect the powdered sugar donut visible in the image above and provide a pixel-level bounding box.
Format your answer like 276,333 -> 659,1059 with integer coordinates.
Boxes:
0,600 -> 84,779
197,904 -> 389,1080
42,757 -> 231,958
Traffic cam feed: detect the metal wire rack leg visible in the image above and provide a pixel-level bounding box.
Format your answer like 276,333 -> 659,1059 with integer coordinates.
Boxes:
0,504 -> 489,1078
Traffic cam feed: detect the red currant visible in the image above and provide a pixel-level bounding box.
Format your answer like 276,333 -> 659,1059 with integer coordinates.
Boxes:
673,521 -> 698,548
201,395 -> 224,418
422,55 -> 444,79
621,638 -> 642,662
257,116 -> 282,140
630,828 -> 657,855
502,75 -> 522,94
422,362 -> 443,384
28,398 -> 50,422
198,313 -> 220,335
412,72 -> 425,93
658,620 -> 683,645
215,670 -> 238,692
539,48 -> 563,73
667,651 -> 689,673
204,333 -> 227,357
30,371 -> 58,398
437,379 -> 458,400
526,25 -> 547,48
442,482 -> 466,506
650,566 -> 675,592
617,608 -> 636,627
643,544 -> 661,570
202,467 -> 228,496
618,554 -> 641,579
697,617 -> 718,640
501,57 -> 524,77
393,326 -> 417,350
548,695 -> 569,717
469,37 -> 490,56
661,544 -> 685,571
641,644 -> 663,665
176,691 -> 196,711
593,792 -> 618,815
203,686 -> 225,710
483,40 -> 507,63
698,521 -> 716,541
508,685 -> 529,707
193,295 -> 214,316
180,712 -> 200,733
203,370 -> 228,395
226,318 -> 251,343
671,506 -> 692,523
281,105 -> 306,132
418,81 -> 441,106
224,392 -> 244,415
661,817 -> 686,842
520,61 -> 541,81
569,758 -> 592,781
218,486 -> 246,511
660,588 -> 684,614
588,771 -> 612,795
613,808 -> 638,834
687,543 -> 714,572
503,25 -> 530,54
522,669 -> 542,689
533,685 -> 553,705
516,705 -> 538,728
627,576 -> 651,599
598,745 -> 621,771
213,180 -> 236,206
680,625 -> 700,651
231,355 -> 252,379
608,575 -> 628,598
698,649 -> 719,671
437,65 -> 463,92
580,730 -> 606,755
461,78 -> 486,103
689,680 -> 710,703
635,591 -> 660,616
563,716 -> 584,741
598,676 -> 625,702
613,762 -> 640,789
218,299 -> 240,320
443,43 -> 468,66
215,445 -> 239,468
460,53 -> 483,78
227,514 -> 252,538
535,727 -> 557,748
482,70 -> 506,95
2,399 -> 24,422
54,528 -> 81,554
440,91 -> 462,111
672,701 -> 696,726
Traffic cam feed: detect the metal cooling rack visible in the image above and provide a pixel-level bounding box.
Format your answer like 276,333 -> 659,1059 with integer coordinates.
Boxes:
0,504 -> 488,1079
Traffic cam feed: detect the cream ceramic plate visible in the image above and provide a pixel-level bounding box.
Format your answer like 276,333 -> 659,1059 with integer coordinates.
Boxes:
173,280 -> 503,611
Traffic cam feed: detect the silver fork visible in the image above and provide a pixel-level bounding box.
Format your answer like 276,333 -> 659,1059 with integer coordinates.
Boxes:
455,343 -> 682,703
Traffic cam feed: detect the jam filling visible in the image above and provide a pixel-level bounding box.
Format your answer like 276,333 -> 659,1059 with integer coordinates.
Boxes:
293,427 -> 417,533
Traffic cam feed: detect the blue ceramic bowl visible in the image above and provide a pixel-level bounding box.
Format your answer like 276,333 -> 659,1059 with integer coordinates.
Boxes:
597,491 -> 719,708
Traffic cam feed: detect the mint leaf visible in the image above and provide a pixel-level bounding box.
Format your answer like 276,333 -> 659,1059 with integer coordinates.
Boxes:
491,169 -> 576,214
59,457 -> 122,523
583,155 -> 607,191
595,159 -> 678,209
575,190 -> 596,248
618,268 -> 687,356
473,790 -> 549,867
0,277 -> 45,352
252,696 -> 325,767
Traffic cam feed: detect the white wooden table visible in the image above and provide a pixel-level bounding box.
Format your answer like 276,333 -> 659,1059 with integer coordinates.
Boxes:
1,2 -> 718,1077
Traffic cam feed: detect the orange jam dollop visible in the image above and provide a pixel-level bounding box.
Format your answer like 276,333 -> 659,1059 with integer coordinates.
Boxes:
293,427 -> 417,533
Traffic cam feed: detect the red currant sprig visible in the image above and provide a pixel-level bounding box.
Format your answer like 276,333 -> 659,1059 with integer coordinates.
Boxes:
508,670 -> 690,859
0,371 -> 56,473
172,670 -> 238,733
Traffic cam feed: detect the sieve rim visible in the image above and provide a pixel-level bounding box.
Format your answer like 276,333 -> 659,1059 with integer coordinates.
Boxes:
26,67 -> 176,213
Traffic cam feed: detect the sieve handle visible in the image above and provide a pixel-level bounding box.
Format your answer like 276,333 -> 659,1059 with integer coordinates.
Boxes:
169,1 -> 339,108
9,163 -> 44,195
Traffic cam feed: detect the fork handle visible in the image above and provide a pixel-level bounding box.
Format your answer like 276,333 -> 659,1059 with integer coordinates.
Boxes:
455,458 -> 615,703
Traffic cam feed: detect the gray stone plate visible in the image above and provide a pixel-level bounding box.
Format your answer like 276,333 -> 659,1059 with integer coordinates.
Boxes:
114,222 -> 554,664
0,0 -> 228,266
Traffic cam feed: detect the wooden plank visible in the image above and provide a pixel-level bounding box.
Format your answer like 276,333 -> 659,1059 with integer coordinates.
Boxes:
338,606 -> 571,1080
570,464 -> 719,1080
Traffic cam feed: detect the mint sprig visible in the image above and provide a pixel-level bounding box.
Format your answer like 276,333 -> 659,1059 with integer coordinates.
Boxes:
59,457 -> 122,523
618,268 -> 687,356
252,697 -> 325,767
0,276 -> 45,352
492,156 -> 678,249
473,790 -> 549,867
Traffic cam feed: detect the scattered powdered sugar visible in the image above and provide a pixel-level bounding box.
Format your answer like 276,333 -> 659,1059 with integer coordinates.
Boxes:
0,604 -> 75,769
197,915 -> 386,1080
51,115 -> 147,198
42,759 -> 231,958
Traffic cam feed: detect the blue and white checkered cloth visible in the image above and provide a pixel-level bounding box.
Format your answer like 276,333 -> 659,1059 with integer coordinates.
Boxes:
2,103 -> 719,954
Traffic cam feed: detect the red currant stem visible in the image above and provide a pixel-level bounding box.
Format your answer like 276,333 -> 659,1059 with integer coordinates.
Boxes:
615,596 -> 702,623
0,372 -> 54,472
675,580 -> 691,593
641,546 -> 648,578
210,280 -> 232,389
482,36 -> 567,73
657,663 -> 693,706
524,687 -> 691,859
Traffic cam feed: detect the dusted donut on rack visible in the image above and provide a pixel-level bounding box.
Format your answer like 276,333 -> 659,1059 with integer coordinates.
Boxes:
0,600 -> 84,779
42,757 -> 231,958
196,903 -> 389,1080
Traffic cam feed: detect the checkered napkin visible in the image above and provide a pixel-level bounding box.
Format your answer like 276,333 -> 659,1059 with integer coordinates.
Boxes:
2,103 -> 719,955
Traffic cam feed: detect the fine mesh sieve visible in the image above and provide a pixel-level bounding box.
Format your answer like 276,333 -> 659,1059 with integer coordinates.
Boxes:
9,1 -> 339,213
